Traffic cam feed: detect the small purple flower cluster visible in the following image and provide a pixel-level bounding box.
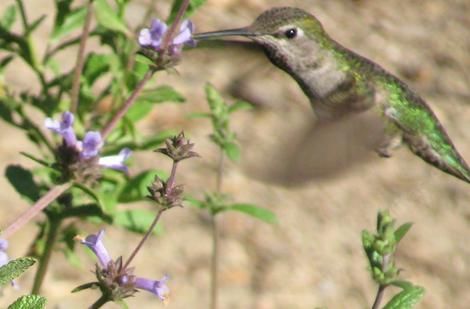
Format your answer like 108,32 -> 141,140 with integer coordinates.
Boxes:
45,112 -> 131,174
79,230 -> 169,302
138,19 -> 195,56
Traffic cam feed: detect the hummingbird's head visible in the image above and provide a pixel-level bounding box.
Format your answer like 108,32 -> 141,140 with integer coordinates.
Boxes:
194,7 -> 329,71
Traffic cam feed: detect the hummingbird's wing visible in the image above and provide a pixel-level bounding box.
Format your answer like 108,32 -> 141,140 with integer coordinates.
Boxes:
383,79 -> 470,183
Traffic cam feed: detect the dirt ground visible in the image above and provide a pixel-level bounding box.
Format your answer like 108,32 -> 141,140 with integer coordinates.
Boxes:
1,0 -> 470,308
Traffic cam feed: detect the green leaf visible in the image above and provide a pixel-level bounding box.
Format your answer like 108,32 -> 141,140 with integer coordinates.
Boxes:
138,85 -> 186,104
184,196 -> 206,209
383,285 -> 425,309
50,7 -> 86,43
223,204 -> 278,223
128,86 -> 185,121
8,294 -> 46,309
223,142 -> 240,162
167,0 -> 207,23
19,152 -> 52,168
390,280 -> 414,290
228,100 -> 253,113
94,0 -> 129,35
118,170 -> 167,203
394,222 -> 413,243
0,257 -> 36,286
113,209 -> 163,235
1,5 -> 16,30
82,53 -> 111,85
134,54 -> 154,67
73,183 -> 107,211
5,165 -> 40,202
71,281 -> 99,293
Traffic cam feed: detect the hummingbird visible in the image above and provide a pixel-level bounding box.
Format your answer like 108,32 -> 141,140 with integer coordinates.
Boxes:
194,7 -> 470,184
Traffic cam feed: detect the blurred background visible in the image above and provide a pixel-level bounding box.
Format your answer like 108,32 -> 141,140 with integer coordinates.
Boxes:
1,0 -> 470,308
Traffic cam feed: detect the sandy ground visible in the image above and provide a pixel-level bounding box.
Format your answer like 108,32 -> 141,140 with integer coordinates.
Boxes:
1,0 -> 470,308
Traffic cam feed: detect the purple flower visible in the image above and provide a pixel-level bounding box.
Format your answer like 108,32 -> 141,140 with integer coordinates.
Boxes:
80,230 -> 111,268
138,18 -> 195,52
77,131 -> 102,159
45,112 -> 132,173
99,148 -> 132,173
45,111 -> 77,146
135,275 -> 169,302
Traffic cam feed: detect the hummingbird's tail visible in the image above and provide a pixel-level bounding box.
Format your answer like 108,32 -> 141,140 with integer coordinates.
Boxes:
403,132 -> 470,184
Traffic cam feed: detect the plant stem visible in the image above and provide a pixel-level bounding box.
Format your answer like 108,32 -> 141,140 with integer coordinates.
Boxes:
210,150 -> 224,309
15,0 -> 28,30
31,217 -> 61,294
372,285 -> 386,309
123,209 -> 165,270
90,294 -> 109,309
100,69 -> 154,140
70,0 -> 94,114
210,215 -> 219,309
161,0 -> 190,50
166,161 -> 179,192
1,183 -> 72,239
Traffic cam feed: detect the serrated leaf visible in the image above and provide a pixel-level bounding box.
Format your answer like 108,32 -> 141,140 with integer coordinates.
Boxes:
50,7 -> 86,43
8,294 -> 46,309
1,5 -> 16,30
167,0 -> 207,23
94,0 -> 129,35
5,165 -> 40,202
223,142 -> 240,162
113,209 -> 163,235
394,222 -> 413,243
118,170 -> 167,203
383,285 -> 425,309
228,100 -> 253,113
0,257 -> 36,285
223,204 -> 278,223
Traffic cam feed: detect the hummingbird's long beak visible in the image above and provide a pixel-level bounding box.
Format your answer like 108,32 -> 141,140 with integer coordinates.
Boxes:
193,28 -> 257,40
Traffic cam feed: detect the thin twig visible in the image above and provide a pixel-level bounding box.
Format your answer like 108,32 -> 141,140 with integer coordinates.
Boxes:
100,69 -> 155,140
1,183 -> 72,239
70,0 -> 94,114
123,209 -> 165,270
161,0 -> 190,50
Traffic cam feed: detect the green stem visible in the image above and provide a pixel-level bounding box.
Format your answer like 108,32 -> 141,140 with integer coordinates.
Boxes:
31,217 -> 61,294
90,294 -> 110,309
15,0 -> 28,30
210,150 -> 224,309
210,215 -> 219,309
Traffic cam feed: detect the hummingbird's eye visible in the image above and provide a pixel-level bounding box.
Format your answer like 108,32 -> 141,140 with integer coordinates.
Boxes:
284,28 -> 297,39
